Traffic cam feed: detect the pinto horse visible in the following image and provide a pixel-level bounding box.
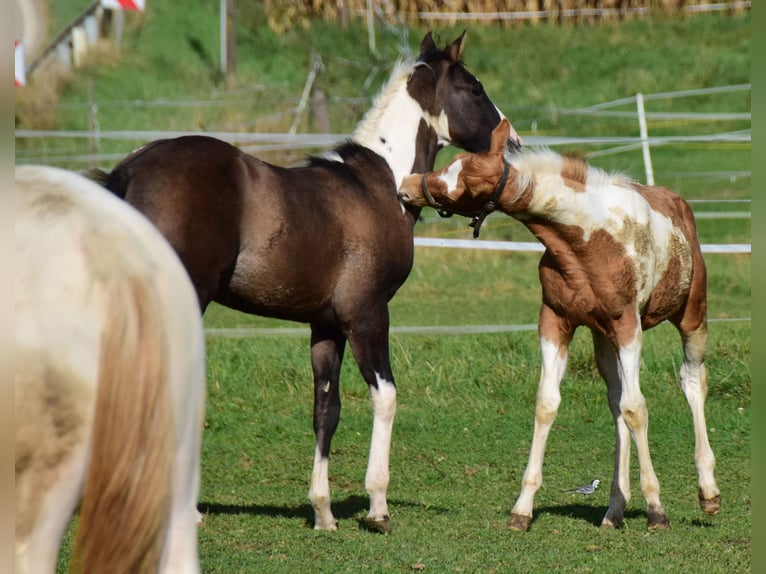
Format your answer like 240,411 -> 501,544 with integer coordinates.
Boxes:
398,119 -> 721,531
15,165 -> 206,573
87,32 -> 521,533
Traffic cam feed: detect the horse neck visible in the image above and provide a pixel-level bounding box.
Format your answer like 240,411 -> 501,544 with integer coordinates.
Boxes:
501,172 -> 592,247
351,65 -> 440,191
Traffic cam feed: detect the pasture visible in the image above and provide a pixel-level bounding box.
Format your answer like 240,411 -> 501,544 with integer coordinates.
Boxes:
195,248 -> 749,573
29,3 -> 749,572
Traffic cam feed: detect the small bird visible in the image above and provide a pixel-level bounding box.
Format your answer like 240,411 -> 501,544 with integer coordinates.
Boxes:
562,479 -> 600,496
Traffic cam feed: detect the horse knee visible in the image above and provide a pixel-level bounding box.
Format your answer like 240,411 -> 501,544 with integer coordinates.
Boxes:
534,395 -> 559,426
619,399 -> 647,432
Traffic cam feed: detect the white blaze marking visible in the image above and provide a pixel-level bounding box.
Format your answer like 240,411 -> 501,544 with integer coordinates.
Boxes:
438,159 -> 465,197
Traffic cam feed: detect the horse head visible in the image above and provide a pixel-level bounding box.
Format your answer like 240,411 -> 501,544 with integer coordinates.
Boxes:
399,118 -> 514,217
408,32 -> 522,155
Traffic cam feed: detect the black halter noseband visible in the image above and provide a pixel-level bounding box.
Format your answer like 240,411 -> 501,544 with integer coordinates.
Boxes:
421,160 -> 511,238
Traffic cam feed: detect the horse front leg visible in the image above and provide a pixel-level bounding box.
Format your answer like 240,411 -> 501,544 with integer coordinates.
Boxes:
592,331 -> 631,529
508,305 -> 572,531
345,305 -> 397,534
308,326 -> 346,530
678,323 -> 721,515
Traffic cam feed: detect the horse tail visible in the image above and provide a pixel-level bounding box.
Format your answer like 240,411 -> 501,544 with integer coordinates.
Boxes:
81,168 -> 128,199
72,275 -> 173,574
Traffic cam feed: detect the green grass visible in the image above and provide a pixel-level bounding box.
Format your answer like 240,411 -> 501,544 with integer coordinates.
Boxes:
34,4 -> 749,573
193,246 -> 750,573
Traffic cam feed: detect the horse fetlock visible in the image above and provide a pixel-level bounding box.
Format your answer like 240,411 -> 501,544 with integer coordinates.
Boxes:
309,495 -> 337,531
600,506 -> 624,529
507,513 -> 532,532
600,516 -> 621,529
699,491 -> 721,515
313,518 -> 339,531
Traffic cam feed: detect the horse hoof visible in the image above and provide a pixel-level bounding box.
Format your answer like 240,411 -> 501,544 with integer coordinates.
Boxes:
699,493 -> 721,516
508,513 -> 532,531
366,515 -> 391,534
600,517 -> 621,529
646,513 -> 670,531
314,520 -> 339,531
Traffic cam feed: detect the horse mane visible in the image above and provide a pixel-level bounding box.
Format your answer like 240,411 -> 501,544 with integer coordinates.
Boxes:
351,59 -> 416,146
508,147 -> 635,194
73,231 -> 174,573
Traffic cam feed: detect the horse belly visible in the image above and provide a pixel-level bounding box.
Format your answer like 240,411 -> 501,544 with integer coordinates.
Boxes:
222,246 -> 337,322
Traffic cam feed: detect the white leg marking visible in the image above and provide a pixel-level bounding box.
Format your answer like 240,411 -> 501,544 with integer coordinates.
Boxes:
679,329 -> 720,508
617,325 -> 667,527
366,373 -> 397,523
511,336 -> 567,521
309,447 -> 337,530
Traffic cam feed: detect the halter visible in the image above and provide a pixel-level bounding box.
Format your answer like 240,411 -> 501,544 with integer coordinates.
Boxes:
420,160 -> 511,238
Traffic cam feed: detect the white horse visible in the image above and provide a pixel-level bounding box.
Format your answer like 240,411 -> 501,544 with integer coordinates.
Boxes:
15,165 -> 206,573
399,119 -> 721,531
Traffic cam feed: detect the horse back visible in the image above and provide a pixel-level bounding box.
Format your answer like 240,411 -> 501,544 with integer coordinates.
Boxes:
103,136 -> 250,309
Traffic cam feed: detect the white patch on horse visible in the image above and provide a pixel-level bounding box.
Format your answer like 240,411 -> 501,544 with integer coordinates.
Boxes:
423,109 -> 451,147
439,159 -> 465,196
352,61 -> 452,190
513,149 -> 687,307
308,446 -> 336,530
366,373 -> 397,521
318,151 -> 344,163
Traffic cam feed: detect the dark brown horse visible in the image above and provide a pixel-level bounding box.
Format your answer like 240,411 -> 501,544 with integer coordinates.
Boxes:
89,32 -> 522,533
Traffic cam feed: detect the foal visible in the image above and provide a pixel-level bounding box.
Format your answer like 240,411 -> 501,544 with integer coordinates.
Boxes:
398,119 -> 721,531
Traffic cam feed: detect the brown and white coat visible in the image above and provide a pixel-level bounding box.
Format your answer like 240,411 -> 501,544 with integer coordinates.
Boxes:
398,119 -> 721,531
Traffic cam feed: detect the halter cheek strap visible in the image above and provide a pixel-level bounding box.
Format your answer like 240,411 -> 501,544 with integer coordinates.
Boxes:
421,160 -> 511,238
468,160 -> 510,238
420,173 -> 455,219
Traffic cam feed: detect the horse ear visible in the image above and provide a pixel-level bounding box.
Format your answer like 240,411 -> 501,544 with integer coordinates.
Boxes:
419,31 -> 437,57
445,31 -> 466,62
491,119 -> 511,153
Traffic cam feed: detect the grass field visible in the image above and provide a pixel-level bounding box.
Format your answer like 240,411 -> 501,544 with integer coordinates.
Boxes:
33,3 -> 750,573
197,254 -> 750,573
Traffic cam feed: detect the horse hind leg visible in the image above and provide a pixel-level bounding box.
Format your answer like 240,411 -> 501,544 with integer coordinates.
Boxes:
678,323 -> 721,515
615,324 -> 670,531
308,326 -> 346,530
364,371 -> 396,534
15,453 -> 88,574
15,359 -> 93,574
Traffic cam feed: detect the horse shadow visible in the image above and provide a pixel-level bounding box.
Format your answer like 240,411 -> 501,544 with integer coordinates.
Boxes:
533,503 -> 644,528
198,496 -> 441,531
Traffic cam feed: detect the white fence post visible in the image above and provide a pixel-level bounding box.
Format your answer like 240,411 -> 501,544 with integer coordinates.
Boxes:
636,92 -> 655,185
